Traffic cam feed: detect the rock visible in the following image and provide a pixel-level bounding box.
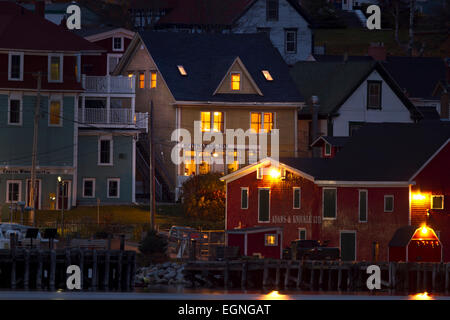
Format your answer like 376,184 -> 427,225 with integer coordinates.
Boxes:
162,262 -> 171,268
164,270 -> 177,279
157,269 -> 166,277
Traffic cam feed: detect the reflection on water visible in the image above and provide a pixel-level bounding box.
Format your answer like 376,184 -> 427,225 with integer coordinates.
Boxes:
410,292 -> 433,300
260,291 -> 291,300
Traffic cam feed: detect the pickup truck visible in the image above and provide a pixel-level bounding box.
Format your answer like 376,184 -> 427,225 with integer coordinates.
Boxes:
289,240 -> 340,261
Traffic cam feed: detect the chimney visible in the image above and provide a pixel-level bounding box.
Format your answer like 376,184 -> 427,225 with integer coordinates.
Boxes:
368,42 -> 387,61
34,0 -> 45,18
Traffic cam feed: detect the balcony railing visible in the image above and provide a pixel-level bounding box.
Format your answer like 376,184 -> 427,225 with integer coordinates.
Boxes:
81,108 -> 148,131
82,75 -> 135,94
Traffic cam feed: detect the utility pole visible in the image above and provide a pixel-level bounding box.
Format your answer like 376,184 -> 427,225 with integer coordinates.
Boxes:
149,101 -> 156,230
30,71 -> 42,226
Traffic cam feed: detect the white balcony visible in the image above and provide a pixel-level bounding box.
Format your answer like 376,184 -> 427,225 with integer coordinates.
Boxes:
80,108 -> 148,131
82,75 -> 135,94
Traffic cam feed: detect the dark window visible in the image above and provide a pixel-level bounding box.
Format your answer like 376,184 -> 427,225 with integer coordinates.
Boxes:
340,232 -> 356,261
431,195 -> 444,209
359,190 -> 367,222
299,229 -> 306,240
100,139 -> 111,164
10,55 -> 21,79
241,188 -> 248,209
323,188 -> 336,218
8,182 -> 20,202
83,180 -> 94,197
9,99 -> 21,124
108,180 -> 119,198
113,37 -> 123,50
285,29 -> 297,53
324,143 -> 331,156
367,81 -> 382,109
384,195 -> 394,212
349,121 -> 365,137
258,189 -> 270,222
293,188 -> 301,209
266,0 -> 278,21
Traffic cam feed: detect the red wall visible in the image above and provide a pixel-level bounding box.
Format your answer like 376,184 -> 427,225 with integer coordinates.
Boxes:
411,142 -> 450,261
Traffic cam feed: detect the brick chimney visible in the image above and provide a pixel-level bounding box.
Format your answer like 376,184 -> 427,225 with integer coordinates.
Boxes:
368,42 -> 387,61
34,0 -> 45,18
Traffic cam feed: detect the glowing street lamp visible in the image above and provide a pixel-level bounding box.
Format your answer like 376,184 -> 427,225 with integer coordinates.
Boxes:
269,168 -> 281,179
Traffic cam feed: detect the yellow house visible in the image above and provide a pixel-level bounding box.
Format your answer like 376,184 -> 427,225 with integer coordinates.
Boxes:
115,32 -> 304,199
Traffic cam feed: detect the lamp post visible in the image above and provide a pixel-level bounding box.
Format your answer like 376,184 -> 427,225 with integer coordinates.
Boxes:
57,176 -> 65,239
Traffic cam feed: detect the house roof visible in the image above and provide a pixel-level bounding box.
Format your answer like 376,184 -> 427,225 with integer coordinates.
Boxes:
388,226 -> 417,247
289,122 -> 450,182
310,136 -> 351,148
381,56 -> 447,100
0,1 -> 104,53
157,0 -> 312,27
312,54 -> 373,63
290,61 -> 421,119
137,31 -> 304,103
416,106 -> 442,121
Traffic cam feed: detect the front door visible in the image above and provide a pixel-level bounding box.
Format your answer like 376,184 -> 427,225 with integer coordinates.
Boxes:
57,181 -> 70,210
26,180 -> 41,210
340,231 -> 356,261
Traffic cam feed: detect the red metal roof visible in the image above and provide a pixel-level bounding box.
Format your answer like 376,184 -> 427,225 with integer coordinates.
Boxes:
157,0 -> 254,26
0,1 -> 104,52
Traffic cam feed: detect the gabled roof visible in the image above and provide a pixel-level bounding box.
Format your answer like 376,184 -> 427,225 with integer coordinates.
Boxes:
0,1 -> 104,53
135,31 -> 304,103
290,61 -> 421,119
381,56 -> 447,100
310,136 -> 351,148
388,226 -> 417,247
156,0 -> 312,27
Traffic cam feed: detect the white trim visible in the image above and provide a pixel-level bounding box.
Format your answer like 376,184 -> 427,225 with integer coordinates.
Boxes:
48,97 -> 63,127
84,28 -> 135,43
284,29 -> 298,54
6,180 -> 22,203
25,179 -> 42,210
409,139 -> 450,182
298,228 -> 307,240
258,187 -> 271,223
340,230 -> 357,261
264,233 -> 278,246
316,181 -> 411,187
358,189 -> 368,223
7,94 -> 23,126
431,195 -> 444,210
98,135 -> 113,166
384,195 -> 394,212
230,71 -> 241,91
82,178 -> 96,198
8,52 -> 24,81
293,187 -> 301,209
132,136 -> 136,203
112,36 -> 124,52
47,54 -> 64,83
241,187 -> 249,209
324,142 -> 331,156
322,187 -> 337,220
107,53 -> 123,75
107,178 -> 121,199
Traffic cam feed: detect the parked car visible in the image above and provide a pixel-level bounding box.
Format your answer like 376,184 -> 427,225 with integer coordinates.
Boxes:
290,240 -> 340,261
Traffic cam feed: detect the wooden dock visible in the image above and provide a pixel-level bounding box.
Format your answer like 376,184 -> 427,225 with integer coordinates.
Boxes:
183,260 -> 450,293
0,248 -> 136,291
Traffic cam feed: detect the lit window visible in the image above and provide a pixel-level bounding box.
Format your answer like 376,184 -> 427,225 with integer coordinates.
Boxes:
150,71 -> 157,88
251,112 -> 274,133
49,100 -> 62,126
231,73 -> 240,91
49,55 -> 62,82
199,161 -> 210,174
265,234 -> 277,246
139,72 -> 145,89
177,65 -> 187,76
262,70 -> 273,81
201,111 -> 223,132
431,195 -> 444,210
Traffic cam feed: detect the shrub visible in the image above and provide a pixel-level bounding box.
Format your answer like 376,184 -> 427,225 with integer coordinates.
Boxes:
139,229 -> 168,257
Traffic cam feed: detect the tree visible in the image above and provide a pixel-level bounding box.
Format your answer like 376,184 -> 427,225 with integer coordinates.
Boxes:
180,173 -> 225,221
301,0 -> 344,28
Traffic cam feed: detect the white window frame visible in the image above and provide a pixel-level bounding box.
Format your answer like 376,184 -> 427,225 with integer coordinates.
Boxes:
264,233 -> 278,246
258,187 -> 271,223
107,53 -> 123,75
256,167 -> 264,180
241,187 -> 249,209
322,187 -> 337,220
324,142 -> 331,156
431,195 -> 444,210
293,187 -> 301,209
285,29 -> 297,54
48,54 -> 64,83
112,37 -> 124,52
48,97 -> 63,127
98,135 -> 113,166
107,178 -> 120,199
8,52 -> 24,81
8,94 -> 22,126
82,178 -> 96,198
358,189 -> 368,223
6,180 -> 22,203
230,72 -> 241,91
384,195 -> 394,212
298,228 -> 307,240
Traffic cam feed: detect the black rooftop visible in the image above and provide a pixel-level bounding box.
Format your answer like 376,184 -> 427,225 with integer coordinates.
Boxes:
138,31 -> 304,103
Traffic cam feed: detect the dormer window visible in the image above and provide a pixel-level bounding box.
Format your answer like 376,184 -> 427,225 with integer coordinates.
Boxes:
48,54 -> 63,83
113,37 -> 124,51
177,65 -> 187,76
231,73 -> 241,91
262,70 -> 273,81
